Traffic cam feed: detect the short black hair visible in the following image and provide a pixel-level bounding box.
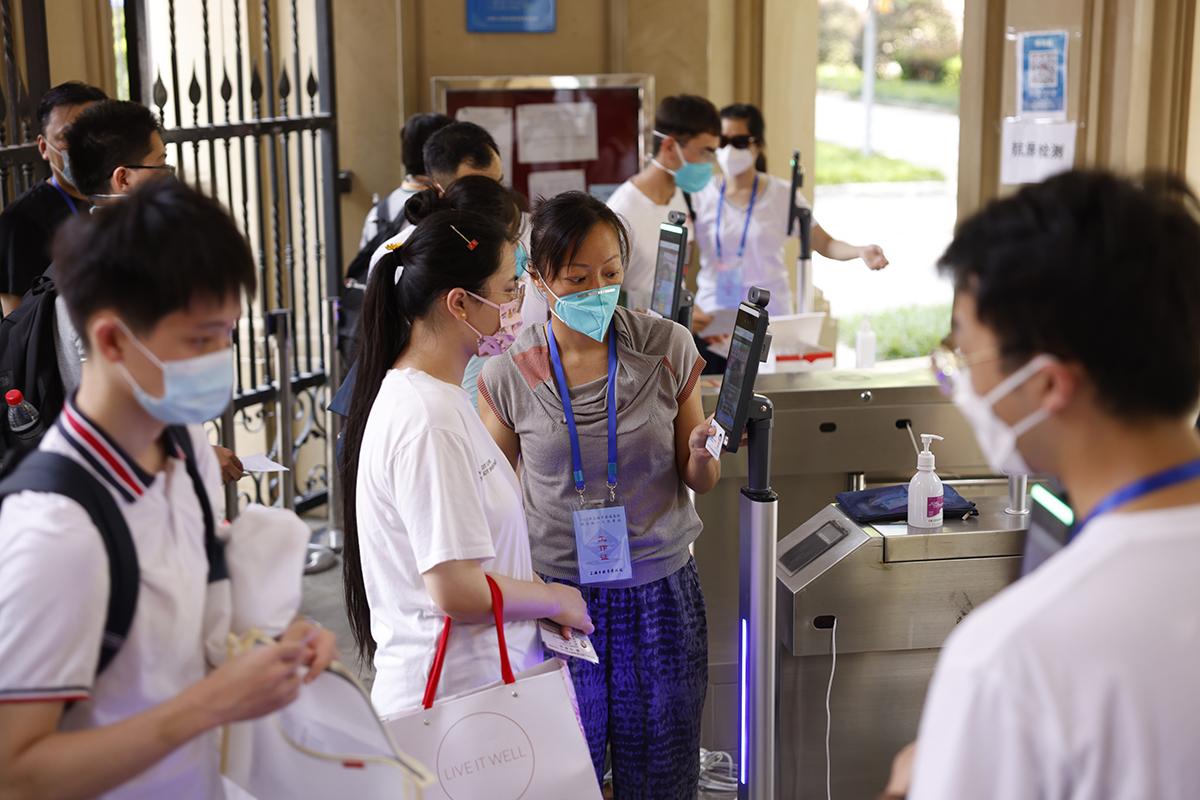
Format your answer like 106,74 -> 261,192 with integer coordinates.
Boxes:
939,169 -> 1200,419
37,81 -> 106,134
401,112 -> 451,177
531,191 -> 630,282
654,94 -> 720,154
422,121 -> 500,185
65,100 -> 162,197
53,180 -> 255,342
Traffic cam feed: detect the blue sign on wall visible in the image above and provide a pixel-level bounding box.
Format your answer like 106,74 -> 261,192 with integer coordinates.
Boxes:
1018,30 -> 1068,119
467,0 -> 556,33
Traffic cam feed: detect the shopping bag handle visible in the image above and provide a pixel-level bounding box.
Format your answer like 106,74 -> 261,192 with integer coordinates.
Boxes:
421,574 -> 515,709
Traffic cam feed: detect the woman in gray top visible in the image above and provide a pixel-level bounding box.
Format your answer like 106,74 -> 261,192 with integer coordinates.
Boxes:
479,191 -> 721,798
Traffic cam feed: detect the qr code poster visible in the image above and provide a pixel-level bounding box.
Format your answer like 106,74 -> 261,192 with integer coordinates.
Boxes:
1018,30 -> 1068,119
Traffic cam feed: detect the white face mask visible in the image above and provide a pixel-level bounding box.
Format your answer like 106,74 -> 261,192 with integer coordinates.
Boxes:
717,144 -> 755,178
951,354 -> 1055,475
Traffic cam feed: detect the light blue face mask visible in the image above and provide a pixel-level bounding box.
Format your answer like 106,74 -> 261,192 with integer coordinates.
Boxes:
652,129 -> 714,193
541,281 -> 621,342
116,320 -> 235,425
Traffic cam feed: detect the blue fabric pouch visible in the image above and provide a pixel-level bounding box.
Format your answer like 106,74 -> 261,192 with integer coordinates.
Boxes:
836,484 -> 978,524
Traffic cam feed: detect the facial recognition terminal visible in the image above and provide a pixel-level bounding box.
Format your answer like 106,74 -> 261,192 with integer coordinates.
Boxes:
709,288 -> 772,456
650,217 -> 689,322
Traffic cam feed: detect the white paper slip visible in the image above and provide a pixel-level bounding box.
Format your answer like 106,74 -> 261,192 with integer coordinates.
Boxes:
698,308 -> 738,339
705,420 -> 727,461
539,621 -> 599,664
240,453 -> 290,473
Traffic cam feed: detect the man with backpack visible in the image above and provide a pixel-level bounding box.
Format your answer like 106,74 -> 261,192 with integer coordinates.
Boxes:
0,180 -> 336,798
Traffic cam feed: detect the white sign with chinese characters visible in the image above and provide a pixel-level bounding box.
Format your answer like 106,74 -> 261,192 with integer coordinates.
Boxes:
1000,120 -> 1077,185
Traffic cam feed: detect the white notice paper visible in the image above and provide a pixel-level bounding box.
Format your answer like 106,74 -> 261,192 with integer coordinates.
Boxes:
455,106 -> 514,187
240,453 -> 290,473
1000,120 -> 1077,185
516,102 -> 598,164
527,169 -> 586,201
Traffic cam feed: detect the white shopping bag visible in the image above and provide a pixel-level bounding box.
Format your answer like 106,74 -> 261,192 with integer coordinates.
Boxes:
383,577 -> 601,800
224,647 -> 433,799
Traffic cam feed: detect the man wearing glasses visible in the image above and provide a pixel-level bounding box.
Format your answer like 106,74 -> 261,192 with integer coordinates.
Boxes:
883,170 -> 1200,799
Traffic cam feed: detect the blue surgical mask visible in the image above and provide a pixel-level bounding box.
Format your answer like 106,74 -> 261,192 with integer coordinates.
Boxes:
652,129 -> 714,193
116,320 -> 235,425
540,280 -> 621,342
45,140 -> 76,187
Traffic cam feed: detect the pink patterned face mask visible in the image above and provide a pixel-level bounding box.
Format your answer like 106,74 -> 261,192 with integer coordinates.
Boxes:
462,288 -> 524,356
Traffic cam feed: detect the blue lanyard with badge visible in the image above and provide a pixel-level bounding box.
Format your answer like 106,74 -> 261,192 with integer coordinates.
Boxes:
714,173 -> 759,309
1069,457 -> 1200,542
49,175 -> 80,216
546,321 -> 633,585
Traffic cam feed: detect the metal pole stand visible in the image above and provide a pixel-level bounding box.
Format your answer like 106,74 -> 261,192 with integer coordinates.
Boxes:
1006,473 -> 1030,516
796,206 -> 814,313
311,297 -> 345,554
739,395 -> 778,800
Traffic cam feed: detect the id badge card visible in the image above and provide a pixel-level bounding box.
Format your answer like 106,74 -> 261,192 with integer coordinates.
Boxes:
573,498 -> 633,585
715,260 -> 745,309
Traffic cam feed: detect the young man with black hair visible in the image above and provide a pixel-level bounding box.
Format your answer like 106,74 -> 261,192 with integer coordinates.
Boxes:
65,99 -> 174,201
357,111 -> 451,248
0,81 -> 106,315
0,180 -> 336,799
421,120 -> 504,190
883,170 -> 1200,799
605,94 -> 720,312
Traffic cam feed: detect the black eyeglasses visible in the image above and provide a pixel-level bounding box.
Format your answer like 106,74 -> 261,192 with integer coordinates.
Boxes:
719,134 -> 758,150
124,164 -> 177,176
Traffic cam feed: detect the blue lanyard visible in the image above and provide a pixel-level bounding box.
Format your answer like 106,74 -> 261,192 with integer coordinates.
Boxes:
49,176 -> 79,216
546,321 -> 619,499
1070,457 -> 1200,542
715,173 -> 759,262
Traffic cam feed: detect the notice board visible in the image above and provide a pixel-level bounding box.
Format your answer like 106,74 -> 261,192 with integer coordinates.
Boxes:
432,74 -> 654,204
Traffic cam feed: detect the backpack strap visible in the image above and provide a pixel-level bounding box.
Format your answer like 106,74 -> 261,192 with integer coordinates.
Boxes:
0,451 -> 138,675
168,426 -> 228,584
682,191 -> 696,223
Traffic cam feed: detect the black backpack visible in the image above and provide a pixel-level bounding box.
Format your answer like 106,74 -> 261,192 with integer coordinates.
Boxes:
0,275 -> 66,450
338,202 -> 410,364
0,426 -> 225,676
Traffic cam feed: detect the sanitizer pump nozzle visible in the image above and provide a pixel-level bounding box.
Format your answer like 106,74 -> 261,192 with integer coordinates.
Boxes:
908,434 -> 945,528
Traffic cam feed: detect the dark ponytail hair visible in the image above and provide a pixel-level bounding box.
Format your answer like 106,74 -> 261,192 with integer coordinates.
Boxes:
531,191 -> 630,283
404,174 -> 525,240
340,209 -> 510,663
720,102 -> 767,173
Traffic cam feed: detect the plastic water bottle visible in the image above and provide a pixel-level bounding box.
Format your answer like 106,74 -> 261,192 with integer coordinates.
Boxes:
856,318 -> 877,369
6,389 -> 44,443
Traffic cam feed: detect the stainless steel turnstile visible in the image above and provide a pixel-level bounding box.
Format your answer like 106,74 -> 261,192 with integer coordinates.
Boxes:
774,495 -> 1028,799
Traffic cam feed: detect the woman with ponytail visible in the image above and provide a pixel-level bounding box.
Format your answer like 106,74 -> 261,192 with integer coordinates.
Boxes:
690,103 -> 890,350
340,209 -> 592,716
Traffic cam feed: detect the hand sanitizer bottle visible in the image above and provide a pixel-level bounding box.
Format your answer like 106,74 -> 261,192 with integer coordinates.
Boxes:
856,318 -> 877,368
908,434 -> 945,528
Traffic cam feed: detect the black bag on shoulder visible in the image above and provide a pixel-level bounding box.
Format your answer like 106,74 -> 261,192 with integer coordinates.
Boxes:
338,200 -> 409,364
0,274 -> 66,451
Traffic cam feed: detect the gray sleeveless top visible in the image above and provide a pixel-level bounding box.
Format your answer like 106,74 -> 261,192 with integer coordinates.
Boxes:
479,307 -> 705,587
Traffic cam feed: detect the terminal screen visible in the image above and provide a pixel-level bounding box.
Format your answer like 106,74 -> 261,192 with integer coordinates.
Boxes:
780,521 -> 847,575
715,316 -> 756,431
651,234 -> 683,318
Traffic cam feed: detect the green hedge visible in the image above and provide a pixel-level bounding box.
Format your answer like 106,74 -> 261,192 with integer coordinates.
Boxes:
838,304 -> 952,361
815,140 -> 944,185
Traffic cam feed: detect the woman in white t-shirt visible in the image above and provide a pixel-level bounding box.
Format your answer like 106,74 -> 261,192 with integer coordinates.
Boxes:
691,103 -> 890,322
340,208 -> 592,716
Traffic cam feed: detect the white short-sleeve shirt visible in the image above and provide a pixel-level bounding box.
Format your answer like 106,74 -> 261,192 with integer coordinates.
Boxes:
910,503 -> 1200,799
0,401 -> 223,799
355,368 -> 541,716
605,179 -> 691,312
691,174 -> 810,316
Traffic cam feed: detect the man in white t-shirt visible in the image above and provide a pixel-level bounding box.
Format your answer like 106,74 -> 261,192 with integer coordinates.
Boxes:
356,111 -> 449,248
605,95 -> 721,312
881,170 -> 1200,799
0,181 -> 337,798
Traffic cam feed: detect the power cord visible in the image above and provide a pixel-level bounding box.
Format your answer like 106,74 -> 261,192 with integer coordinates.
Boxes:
698,748 -> 739,794
825,616 -> 838,800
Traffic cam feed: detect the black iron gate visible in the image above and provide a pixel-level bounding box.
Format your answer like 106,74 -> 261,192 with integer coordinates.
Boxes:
123,0 -> 343,516
0,0 -> 50,205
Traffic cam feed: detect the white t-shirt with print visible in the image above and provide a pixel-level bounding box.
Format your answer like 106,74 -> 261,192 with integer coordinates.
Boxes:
910,503 -> 1200,799
0,403 -> 223,799
605,179 -> 690,312
355,368 -> 541,716
691,174 -> 810,316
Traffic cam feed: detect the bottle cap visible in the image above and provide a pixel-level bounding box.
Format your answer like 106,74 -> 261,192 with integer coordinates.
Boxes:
5,389 -> 23,406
